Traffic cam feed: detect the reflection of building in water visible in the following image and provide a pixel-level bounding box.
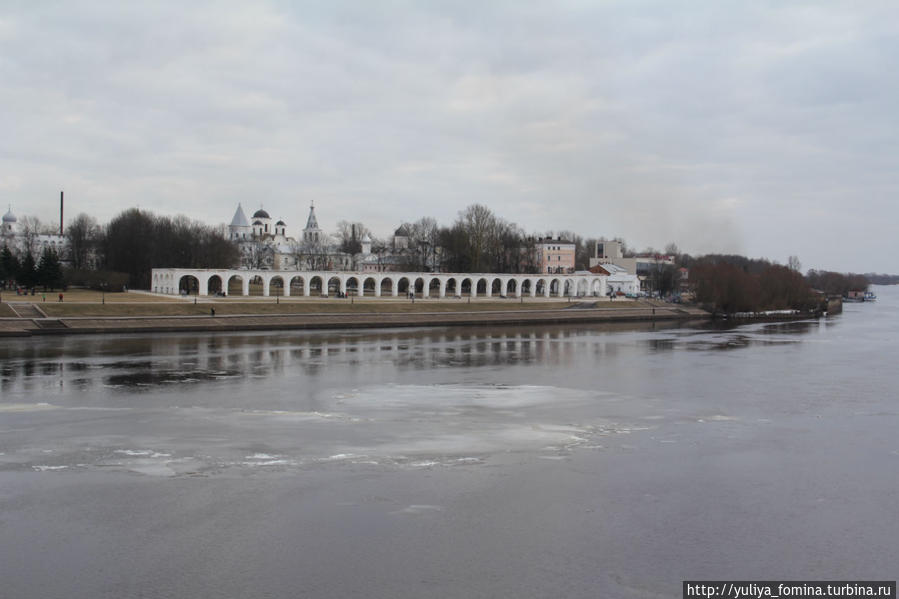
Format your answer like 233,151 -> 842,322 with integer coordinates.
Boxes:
0,322 -> 695,395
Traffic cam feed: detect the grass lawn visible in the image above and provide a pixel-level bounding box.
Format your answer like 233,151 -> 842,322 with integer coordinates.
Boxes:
37,298 -> 642,318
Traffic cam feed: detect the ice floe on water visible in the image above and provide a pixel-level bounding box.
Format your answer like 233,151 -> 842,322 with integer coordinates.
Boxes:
13,383 -> 655,477
242,459 -> 293,466
291,383 -> 653,467
390,504 -> 444,515
126,462 -> 177,476
115,449 -> 171,458
0,403 -> 57,412
329,383 -> 604,412
697,415 -> 738,423
241,453 -> 296,467
324,453 -> 365,461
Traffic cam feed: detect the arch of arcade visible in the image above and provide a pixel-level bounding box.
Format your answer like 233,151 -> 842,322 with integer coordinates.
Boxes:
153,268 -> 639,299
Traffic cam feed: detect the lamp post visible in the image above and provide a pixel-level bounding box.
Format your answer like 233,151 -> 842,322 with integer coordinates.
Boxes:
101,282 -> 107,305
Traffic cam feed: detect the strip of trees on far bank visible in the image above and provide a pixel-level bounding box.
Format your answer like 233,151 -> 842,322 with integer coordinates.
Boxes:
100,209 -> 238,289
689,258 -> 816,314
1,208 -> 237,292
688,255 -> 872,314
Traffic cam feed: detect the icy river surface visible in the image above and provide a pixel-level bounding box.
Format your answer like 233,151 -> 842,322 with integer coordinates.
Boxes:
1,288 -> 897,598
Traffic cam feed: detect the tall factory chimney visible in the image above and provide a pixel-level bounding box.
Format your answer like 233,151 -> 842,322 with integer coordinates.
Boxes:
60,191 -> 64,236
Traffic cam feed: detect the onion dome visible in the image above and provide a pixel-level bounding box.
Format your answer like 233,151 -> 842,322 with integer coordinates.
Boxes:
252,208 -> 270,219
2,207 -> 16,223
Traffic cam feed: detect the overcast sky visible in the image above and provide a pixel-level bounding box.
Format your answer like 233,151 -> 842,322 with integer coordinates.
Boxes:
2,1 -> 896,272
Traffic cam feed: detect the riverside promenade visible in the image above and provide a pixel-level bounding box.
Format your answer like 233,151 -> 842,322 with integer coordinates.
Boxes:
0,296 -> 708,337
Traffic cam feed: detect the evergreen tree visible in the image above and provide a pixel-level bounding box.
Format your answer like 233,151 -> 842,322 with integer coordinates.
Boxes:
37,247 -> 64,290
1,245 -> 20,287
18,251 -> 37,289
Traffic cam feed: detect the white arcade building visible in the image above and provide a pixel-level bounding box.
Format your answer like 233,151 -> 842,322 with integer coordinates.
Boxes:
151,268 -> 639,299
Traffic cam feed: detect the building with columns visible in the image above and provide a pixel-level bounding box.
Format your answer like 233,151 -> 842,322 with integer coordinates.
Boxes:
152,267 -> 637,298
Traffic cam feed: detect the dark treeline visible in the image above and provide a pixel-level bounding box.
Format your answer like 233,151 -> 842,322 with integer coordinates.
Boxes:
678,253 -> 775,275
101,209 -> 238,289
689,255 -> 814,313
862,273 -> 898,286
3,208 -> 237,291
688,254 -> 874,313
805,270 -> 870,296
0,246 -> 64,291
436,205 -> 537,273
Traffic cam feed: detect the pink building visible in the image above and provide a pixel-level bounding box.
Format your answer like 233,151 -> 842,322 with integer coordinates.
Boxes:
535,237 -> 575,274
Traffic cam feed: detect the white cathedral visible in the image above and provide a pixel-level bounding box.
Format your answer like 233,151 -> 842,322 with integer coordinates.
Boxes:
2,206 -> 69,261
227,202 -> 371,271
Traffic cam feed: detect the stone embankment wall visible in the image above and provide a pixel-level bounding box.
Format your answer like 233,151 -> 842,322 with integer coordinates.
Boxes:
0,304 -> 709,337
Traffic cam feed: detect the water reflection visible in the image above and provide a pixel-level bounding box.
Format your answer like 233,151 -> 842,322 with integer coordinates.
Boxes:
756,320 -> 822,335
0,318 -> 829,398
643,318 -> 822,352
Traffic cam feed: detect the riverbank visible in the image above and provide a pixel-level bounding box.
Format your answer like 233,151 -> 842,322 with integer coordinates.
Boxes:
0,298 -> 709,337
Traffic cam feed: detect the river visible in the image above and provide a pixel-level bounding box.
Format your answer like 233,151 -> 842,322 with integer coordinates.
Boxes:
1,287 -> 896,598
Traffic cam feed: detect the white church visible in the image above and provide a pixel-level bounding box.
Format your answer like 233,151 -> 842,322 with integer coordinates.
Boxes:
2,206 -> 69,261
227,202 -> 371,271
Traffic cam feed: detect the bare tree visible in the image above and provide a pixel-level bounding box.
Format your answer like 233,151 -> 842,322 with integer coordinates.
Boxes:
493,221 -> 528,273
41,221 -> 60,235
648,262 -> 678,297
369,236 -> 391,272
438,206 -> 532,273
241,243 -> 273,269
67,213 -> 100,270
293,238 -> 330,270
406,217 -> 439,271
788,255 -> 802,272
520,235 -> 538,274
335,221 -> 369,254
17,216 -> 43,255
461,204 -> 496,272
